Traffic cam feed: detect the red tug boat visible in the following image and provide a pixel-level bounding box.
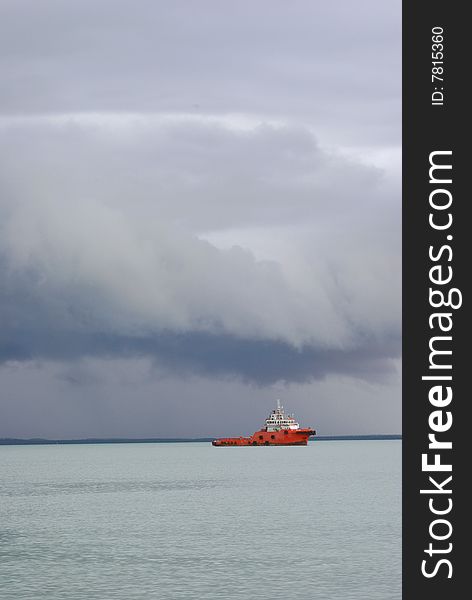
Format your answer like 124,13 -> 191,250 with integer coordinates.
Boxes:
212,400 -> 316,447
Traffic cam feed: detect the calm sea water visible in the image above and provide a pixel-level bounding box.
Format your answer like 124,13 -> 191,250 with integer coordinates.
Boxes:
0,441 -> 401,600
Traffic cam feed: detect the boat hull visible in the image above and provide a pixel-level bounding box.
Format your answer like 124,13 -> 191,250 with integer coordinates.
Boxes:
212,428 -> 315,447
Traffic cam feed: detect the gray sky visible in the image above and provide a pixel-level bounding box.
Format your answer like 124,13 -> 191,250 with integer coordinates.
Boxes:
0,0 -> 401,438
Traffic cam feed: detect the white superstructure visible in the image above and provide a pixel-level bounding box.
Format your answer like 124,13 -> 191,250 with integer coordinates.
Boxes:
264,399 -> 300,432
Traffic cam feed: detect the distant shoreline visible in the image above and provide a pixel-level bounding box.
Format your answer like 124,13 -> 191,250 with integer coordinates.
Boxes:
0,434 -> 401,446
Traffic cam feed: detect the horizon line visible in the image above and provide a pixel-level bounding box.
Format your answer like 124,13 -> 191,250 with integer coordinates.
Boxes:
0,434 -> 402,446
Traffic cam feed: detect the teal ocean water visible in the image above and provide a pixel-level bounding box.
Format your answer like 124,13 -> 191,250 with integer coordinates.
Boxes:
0,441 -> 401,600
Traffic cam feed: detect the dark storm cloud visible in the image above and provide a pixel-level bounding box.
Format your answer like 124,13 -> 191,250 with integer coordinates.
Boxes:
0,322 -> 400,386
0,118 -> 400,383
0,232 -> 400,384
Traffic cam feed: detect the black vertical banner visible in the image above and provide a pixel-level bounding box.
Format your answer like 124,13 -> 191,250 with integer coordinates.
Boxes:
403,1 -> 467,598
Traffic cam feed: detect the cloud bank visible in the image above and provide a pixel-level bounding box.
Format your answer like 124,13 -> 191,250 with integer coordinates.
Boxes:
1,117 -> 400,383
